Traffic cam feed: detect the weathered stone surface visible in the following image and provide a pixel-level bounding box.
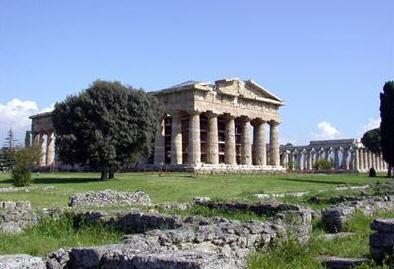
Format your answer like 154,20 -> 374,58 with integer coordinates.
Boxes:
369,232 -> 394,247
47,208 -> 312,269
73,210 -> 183,233
155,202 -> 191,211
0,254 -> 45,269
320,232 -> 355,241
319,256 -> 368,269
68,189 -> 151,207
0,201 -> 37,234
322,198 -> 394,233
369,218 -> 394,264
371,218 -> 394,233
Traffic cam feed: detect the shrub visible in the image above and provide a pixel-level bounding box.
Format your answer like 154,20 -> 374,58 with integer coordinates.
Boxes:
314,159 -> 332,170
369,167 -> 377,177
11,145 -> 42,187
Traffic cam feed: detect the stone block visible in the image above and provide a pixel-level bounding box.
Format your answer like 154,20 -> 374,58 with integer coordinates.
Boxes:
369,232 -> 394,247
371,218 -> 394,233
0,254 -> 45,269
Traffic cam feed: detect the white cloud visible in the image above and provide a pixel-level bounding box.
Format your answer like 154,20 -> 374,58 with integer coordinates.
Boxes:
311,121 -> 341,140
358,118 -> 380,137
0,98 -> 53,145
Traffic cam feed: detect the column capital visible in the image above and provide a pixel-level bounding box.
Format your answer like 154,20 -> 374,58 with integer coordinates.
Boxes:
251,118 -> 266,126
169,110 -> 182,119
239,115 -> 251,123
223,113 -> 235,121
205,110 -> 219,119
269,120 -> 280,126
187,110 -> 201,116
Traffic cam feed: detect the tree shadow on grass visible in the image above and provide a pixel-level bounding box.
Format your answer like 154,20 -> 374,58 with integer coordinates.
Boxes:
33,177 -> 100,185
276,177 -> 346,185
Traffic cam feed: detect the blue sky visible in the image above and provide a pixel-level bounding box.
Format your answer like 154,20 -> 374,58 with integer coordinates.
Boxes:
0,1 -> 393,145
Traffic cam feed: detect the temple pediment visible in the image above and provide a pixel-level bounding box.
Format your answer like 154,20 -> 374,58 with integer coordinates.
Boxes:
214,79 -> 284,105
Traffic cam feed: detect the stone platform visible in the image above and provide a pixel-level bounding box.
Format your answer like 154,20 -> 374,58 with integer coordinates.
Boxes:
129,164 -> 286,174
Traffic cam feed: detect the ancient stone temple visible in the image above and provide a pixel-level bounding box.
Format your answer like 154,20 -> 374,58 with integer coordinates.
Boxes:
280,139 -> 388,172
150,79 -> 285,172
25,112 -> 56,168
26,78 -> 286,172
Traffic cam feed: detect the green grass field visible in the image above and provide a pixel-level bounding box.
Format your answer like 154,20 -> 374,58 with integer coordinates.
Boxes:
0,172 -> 390,208
0,172 -> 393,268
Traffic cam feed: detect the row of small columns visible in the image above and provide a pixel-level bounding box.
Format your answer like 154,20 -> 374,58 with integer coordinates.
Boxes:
282,147 -> 388,171
32,130 -> 55,167
154,111 -> 280,166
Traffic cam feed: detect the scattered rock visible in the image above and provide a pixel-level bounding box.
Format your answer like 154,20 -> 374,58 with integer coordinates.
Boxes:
0,254 -> 45,269
155,202 -> 191,211
320,232 -> 355,241
370,218 -> 394,264
0,201 -> 38,234
193,197 -> 211,204
68,189 -> 151,207
319,256 -> 368,269
322,198 -> 394,233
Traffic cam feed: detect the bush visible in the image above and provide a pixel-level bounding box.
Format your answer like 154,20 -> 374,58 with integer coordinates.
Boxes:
11,145 -> 42,187
369,167 -> 377,177
314,159 -> 332,170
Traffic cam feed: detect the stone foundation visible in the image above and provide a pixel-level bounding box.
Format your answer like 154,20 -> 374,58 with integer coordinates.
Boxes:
129,164 -> 286,174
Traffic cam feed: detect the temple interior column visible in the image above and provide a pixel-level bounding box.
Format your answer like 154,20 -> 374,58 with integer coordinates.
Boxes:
188,111 -> 201,165
252,119 -> 266,166
206,112 -> 219,165
154,118 -> 165,165
46,130 -> 55,167
171,113 -> 183,165
225,115 -> 236,165
241,117 -> 252,165
269,121 -> 280,166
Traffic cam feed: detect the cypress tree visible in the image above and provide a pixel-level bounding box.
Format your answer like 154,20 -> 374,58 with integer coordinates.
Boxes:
380,81 -> 394,177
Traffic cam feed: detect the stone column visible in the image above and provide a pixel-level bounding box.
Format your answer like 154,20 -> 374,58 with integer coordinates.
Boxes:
269,121 -> 280,167
349,149 -> 355,171
154,118 -> 165,165
171,113 -> 183,165
363,149 -> 368,170
206,112 -> 219,165
325,148 -> 331,161
359,149 -> 365,171
333,148 -> 340,170
289,150 -> 295,170
315,148 -> 321,163
306,150 -> 313,170
40,132 -> 48,166
342,148 -> 349,170
188,111 -> 201,165
241,117 -> 252,165
354,148 -> 360,171
252,120 -> 266,166
225,115 -> 236,165
367,151 -> 372,169
33,132 -> 40,145
282,150 -> 289,168
295,151 -> 301,170
46,130 -> 56,167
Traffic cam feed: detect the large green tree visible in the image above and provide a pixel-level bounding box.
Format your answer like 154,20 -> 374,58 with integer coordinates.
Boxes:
361,128 -> 381,154
380,81 -> 394,177
53,80 -> 163,180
